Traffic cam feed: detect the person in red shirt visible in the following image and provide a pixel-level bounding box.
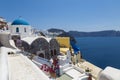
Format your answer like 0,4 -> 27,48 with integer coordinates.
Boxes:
49,65 -> 56,79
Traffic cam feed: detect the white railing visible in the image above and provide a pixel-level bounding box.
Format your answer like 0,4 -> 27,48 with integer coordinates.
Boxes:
0,47 -> 9,80
37,56 -> 49,62
0,30 -> 10,33
33,56 -> 51,67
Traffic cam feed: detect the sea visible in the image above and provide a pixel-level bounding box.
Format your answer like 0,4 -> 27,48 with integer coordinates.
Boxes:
76,37 -> 120,69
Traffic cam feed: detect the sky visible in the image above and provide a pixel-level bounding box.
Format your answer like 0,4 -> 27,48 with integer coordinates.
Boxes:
0,0 -> 120,32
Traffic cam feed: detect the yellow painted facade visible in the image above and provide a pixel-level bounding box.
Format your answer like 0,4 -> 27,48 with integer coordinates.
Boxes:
56,37 -> 71,54
60,48 -> 69,55
56,37 -> 70,48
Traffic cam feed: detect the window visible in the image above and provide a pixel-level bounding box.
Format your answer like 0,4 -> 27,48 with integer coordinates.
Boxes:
38,53 -> 44,58
51,50 -> 54,57
54,49 -> 57,55
24,28 -> 26,32
16,27 -> 19,32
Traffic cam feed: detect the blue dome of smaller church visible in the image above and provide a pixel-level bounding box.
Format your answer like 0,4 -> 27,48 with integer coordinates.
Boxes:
12,18 -> 30,25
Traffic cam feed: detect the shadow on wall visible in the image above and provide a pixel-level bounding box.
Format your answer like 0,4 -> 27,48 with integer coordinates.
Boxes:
0,42 -> 3,47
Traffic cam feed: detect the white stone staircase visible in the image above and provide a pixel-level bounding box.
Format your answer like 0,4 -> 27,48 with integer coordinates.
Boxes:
0,33 -> 17,49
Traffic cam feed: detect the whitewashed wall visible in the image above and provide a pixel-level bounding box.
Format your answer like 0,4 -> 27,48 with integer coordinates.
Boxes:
0,47 -> 9,80
9,25 -> 32,38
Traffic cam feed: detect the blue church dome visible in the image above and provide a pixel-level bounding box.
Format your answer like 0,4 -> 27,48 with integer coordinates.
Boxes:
11,18 -> 30,25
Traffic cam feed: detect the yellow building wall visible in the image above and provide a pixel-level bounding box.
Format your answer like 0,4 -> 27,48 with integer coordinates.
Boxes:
56,37 -> 70,48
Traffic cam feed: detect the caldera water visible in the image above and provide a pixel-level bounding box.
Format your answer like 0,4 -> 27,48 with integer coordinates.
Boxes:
76,37 -> 120,69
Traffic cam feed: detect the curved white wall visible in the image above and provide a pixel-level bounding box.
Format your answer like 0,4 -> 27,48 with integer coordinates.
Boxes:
9,25 -> 32,38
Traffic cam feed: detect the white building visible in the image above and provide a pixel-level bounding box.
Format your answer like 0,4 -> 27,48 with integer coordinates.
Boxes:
9,17 -> 33,38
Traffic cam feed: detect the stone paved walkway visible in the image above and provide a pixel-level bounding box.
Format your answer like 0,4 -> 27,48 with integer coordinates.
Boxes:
8,54 -> 49,80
